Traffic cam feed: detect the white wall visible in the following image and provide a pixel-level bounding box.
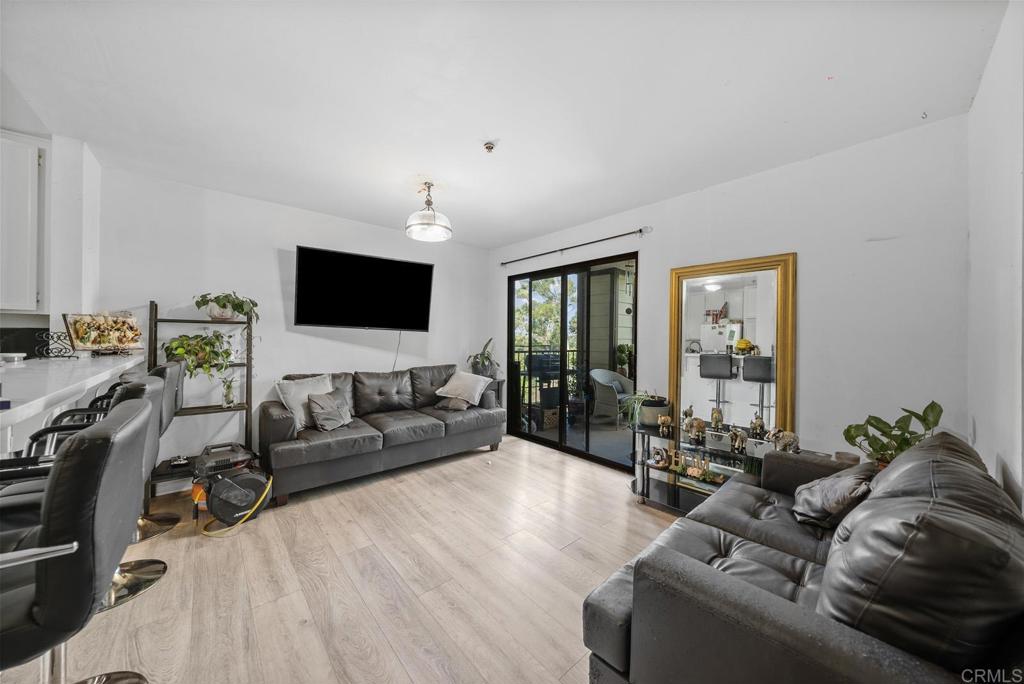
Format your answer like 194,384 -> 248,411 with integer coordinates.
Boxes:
489,116 -> 969,455
967,2 -> 1024,506
48,136 -> 102,329
97,168 -> 491,460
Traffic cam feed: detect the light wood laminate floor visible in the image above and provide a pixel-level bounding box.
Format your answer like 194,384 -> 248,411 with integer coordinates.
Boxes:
1,436 -> 675,684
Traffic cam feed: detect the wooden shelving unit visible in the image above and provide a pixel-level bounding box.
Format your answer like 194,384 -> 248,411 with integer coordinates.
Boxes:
146,300 -> 253,449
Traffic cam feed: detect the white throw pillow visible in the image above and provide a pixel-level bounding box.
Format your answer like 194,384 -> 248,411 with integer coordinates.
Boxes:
435,371 -> 492,406
275,374 -> 334,432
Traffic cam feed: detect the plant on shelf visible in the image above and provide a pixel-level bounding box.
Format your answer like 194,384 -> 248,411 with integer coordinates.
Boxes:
162,331 -> 235,380
843,400 -> 943,464
620,391 -> 655,428
467,337 -> 500,378
194,291 -> 260,323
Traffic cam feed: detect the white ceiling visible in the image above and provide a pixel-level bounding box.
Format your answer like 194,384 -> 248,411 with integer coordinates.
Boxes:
1,1 -> 1007,248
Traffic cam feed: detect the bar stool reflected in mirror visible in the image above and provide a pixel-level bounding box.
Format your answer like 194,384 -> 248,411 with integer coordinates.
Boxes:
0,400 -> 153,684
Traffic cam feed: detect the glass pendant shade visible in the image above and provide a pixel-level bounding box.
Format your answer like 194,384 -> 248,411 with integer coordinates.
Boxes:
405,208 -> 453,242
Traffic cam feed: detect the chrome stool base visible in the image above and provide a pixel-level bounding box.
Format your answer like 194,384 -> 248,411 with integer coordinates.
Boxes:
133,512 -> 179,543
42,642 -> 148,684
98,559 -> 167,612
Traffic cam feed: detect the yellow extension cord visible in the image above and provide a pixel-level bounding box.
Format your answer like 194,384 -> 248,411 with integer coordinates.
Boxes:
200,475 -> 273,538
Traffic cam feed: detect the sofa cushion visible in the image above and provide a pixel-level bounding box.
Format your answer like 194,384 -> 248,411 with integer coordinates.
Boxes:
868,432 -> 1021,522
353,371 -> 415,416
817,492 -> 1024,671
275,374 -> 333,431
793,462 -> 878,529
409,364 -> 457,408
436,371 -> 493,406
267,417 -> 383,469
584,517 -> 824,674
361,410 -> 444,447
308,393 -> 352,431
687,477 -> 833,564
653,518 -> 824,609
417,406 -> 507,436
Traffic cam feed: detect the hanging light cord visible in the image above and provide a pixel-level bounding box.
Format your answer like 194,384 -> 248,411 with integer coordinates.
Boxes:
392,330 -> 403,371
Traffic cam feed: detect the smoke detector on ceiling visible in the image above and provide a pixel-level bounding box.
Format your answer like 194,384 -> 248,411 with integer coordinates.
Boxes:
483,141 -> 496,153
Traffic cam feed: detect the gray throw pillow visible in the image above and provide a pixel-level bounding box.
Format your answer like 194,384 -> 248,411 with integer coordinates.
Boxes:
309,393 -> 352,431
435,397 -> 471,411
436,371 -> 492,405
793,462 -> 878,528
275,374 -> 334,431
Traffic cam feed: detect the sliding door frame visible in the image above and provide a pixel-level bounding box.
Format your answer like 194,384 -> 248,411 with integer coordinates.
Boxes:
506,251 -> 639,472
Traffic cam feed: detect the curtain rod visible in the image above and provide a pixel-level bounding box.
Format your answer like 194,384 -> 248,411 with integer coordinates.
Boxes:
499,226 -> 653,267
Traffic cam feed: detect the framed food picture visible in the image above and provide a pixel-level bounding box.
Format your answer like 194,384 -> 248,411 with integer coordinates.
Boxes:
63,313 -> 144,351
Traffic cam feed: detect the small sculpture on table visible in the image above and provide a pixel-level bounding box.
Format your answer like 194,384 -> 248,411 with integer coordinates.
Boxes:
687,417 -> 706,446
681,404 -> 695,434
649,446 -> 670,470
766,427 -> 800,453
749,413 -> 766,440
729,427 -> 748,454
657,414 -> 672,437
710,406 -> 724,431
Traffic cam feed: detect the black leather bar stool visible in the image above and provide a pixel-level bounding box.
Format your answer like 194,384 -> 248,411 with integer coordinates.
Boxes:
0,378 -> 171,608
132,361 -> 184,541
0,399 -> 152,684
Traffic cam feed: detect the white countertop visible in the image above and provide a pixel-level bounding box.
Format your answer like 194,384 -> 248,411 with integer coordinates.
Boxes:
0,354 -> 145,426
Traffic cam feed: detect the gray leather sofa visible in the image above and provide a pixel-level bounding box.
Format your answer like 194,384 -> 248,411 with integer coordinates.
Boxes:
258,364 -> 505,502
584,433 -> 1024,683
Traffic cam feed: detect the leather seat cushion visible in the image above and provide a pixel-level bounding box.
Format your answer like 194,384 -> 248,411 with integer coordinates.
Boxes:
416,406 -> 507,436
818,433 -> 1024,671
409,365 -> 456,408
583,518 -> 823,673
868,432 -> 1020,521
687,478 -> 833,564
353,371 -> 415,416
361,410 -> 444,448
0,527 -> 39,632
267,417 -> 383,469
0,480 -> 45,532
818,495 -> 1024,671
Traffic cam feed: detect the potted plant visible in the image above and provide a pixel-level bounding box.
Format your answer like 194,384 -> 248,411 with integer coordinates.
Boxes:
620,391 -> 670,428
163,330 -> 238,406
615,343 -> 634,377
194,291 -> 260,323
467,338 -> 500,378
843,400 -> 943,465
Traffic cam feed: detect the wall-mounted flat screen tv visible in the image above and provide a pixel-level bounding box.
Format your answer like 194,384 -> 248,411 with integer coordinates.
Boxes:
294,246 -> 434,331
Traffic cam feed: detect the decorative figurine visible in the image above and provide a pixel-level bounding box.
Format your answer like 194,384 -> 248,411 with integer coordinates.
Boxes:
657,414 -> 672,437
688,417 -> 706,445
710,406 -> 724,431
750,344 -> 762,357
749,413 -> 766,440
650,446 -> 670,469
766,427 -> 800,453
681,405 -> 695,433
729,427 -> 748,454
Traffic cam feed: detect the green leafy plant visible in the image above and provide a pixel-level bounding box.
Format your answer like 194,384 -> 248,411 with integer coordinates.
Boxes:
162,331 -> 235,380
467,338 -> 500,377
194,291 -> 260,323
615,343 -> 633,368
843,400 -> 943,464
620,391 -> 658,427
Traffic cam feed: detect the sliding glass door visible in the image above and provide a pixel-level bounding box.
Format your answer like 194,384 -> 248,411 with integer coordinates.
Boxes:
508,253 -> 637,468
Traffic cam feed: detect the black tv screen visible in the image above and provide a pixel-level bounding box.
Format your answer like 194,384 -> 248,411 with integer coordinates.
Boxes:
294,246 -> 434,331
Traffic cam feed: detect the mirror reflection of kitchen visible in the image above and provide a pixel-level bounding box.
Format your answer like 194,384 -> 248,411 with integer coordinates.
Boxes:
679,269 -> 777,432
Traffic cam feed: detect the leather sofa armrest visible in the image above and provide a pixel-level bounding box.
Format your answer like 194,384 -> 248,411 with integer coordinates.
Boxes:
258,400 -> 297,467
630,544 -> 956,684
760,450 -> 851,496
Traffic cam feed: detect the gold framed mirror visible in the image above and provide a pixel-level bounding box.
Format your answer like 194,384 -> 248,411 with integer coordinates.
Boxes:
668,253 -> 796,434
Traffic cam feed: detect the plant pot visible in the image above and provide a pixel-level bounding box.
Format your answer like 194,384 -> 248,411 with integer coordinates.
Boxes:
206,302 -> 240,321
638,398 -> 671,427
471,361 -> 495,379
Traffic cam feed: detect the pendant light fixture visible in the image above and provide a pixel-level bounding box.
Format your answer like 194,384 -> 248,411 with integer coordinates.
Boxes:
405,181 -> 453,242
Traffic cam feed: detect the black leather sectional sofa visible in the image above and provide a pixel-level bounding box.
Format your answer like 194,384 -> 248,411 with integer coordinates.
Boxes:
583,433 -> 1024,683
258,364 -> 505,501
